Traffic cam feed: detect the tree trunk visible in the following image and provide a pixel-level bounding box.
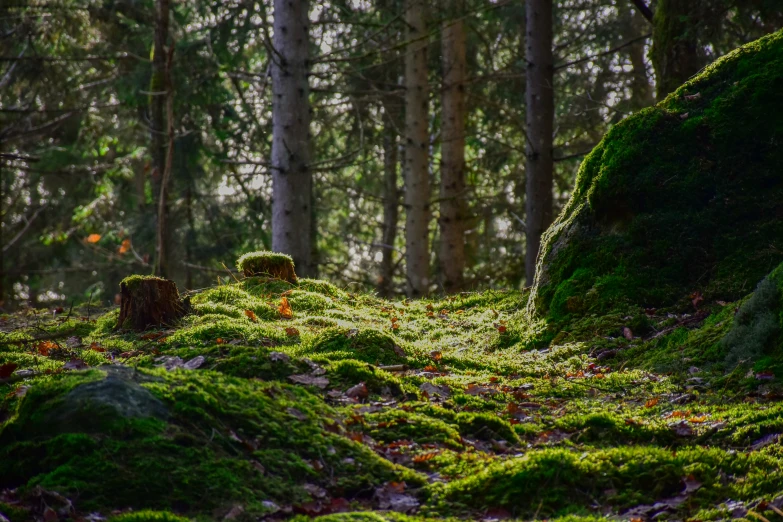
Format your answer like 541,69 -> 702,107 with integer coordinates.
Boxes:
651,0 -> 704,100
439,12 -> 467,294
379,103 -> 399,298
271,0 -> 315,278
623,4 -> 655,110
116,276 -> 187,331
524,0 -> 554,285
150,0 -> 169,276
155,43 -> 174,279
403,0 -> 430,298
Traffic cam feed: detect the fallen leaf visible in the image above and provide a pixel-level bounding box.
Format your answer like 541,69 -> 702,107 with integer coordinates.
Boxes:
37,340 -> 57,356
419,382 -> 450,398
285,327 -> 300,337
755,371 -> 775,381
689,415 -> 708,423
289,374 -> 329,389
245,309 -> 258,322
623,326 -> 633,340
63,359 -> 88,370
690,291 -> 704,308
412,452 -> 439,463
279,297 -> 293,319
497,325 -> 507,333
682,475 -> 702,494
346,382 -> 369,399
184,355 -> 205,370
90,342 -> 105,352
269,351 -> 291,363
645,398 -> 659,408
0,362 -> 18,379
85,233 -> 101,243
430,350 -> 442,361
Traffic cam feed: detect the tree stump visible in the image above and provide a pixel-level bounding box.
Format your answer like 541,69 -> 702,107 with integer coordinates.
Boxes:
116,276 -> 188,331
236,251 -> 298,283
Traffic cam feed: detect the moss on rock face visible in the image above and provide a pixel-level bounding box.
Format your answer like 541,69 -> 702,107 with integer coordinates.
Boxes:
237,251 -> 298,283
528,29 -> 783,322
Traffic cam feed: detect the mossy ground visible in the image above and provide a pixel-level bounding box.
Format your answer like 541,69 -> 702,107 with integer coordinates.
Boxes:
3,261 -> 783,521
4,30 -> 783,522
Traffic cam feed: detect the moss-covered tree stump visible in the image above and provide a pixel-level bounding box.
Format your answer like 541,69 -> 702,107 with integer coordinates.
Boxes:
236,251 -> 298,283
116,275 -> 188,331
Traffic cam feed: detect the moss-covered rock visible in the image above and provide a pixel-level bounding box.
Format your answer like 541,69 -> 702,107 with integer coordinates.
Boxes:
0,366 -> 422,518
528,29 -> 783,322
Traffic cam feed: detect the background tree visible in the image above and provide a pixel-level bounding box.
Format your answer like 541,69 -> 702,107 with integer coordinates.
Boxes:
271,0 -> 315,277
403,0 -> 431,297
439,0 -> 468,294
524,0 -> 554,284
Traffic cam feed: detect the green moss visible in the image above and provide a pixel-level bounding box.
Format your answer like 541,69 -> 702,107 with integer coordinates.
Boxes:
109,511 -> 190,522
455,412 -> 519,444
121,275 -> 168,290
0,367 -> 422,517
530,29 -> 783,323
307,327 -> 411,366
432,446 -> 783,517
236,251 -> 297,282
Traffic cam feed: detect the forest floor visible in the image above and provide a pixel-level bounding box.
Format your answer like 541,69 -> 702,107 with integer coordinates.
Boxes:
2,275 -> 783,522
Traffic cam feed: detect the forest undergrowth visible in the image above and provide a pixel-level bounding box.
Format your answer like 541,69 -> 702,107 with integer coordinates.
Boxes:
2,264 -> 783,522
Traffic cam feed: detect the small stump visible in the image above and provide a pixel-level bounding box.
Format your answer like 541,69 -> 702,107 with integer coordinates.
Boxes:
236,251 -> 297,283
116,275 -> 188,331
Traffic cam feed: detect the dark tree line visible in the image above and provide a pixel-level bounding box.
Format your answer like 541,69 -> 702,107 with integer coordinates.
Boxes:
0,0 -> 780,307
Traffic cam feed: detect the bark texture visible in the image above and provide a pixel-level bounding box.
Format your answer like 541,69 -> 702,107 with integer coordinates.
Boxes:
271,0 -> 315,277
379,102 -> 400,298
623,4 -> 655,110
155,41 -> 174,279
150,0 -> 170,277
116,277 -> 187,331
524,0 -> 554,285
403,0 -> 431,298
651,0 -> 704,100
439,13 -> 467,294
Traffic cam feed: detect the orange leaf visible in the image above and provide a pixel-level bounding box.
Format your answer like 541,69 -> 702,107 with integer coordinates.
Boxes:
245,309 -> 258,322
278,297 -> 293,319
285,327 -> 300,337
118,238 -> 131,254
689,415 -> 708,423
424,365 -> 438,372
645,398 -> 659,408
37,340 -> 56,356
216,338 -> 226,344
90,342 -> 105,353
85,233 -> 102,243
497,325 -> 507,333
430,350 -> 442,361
412,452 -> 439,463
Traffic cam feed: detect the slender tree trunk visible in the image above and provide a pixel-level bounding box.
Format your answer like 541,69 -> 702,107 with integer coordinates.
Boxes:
403,0 -> 430,298
439,11 -> 467,294
651,0 -> 704,100
150,0 -> 169,275
154,41 -> 174,278
623,4 -> 655,110
379,104 -> 399,298
524,0 -> 554,285
271,0 -> 315,277
185,180 -> 194,290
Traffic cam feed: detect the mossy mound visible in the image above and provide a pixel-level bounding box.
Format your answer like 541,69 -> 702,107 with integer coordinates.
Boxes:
0,366 -> 420,518
529,29 -> 783,322
237,251 -> 298,283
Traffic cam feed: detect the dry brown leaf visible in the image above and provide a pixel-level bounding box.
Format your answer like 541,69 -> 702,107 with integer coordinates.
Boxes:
245,309 -> 258,322
645,398 -> 659,408
285,327 -> 300,337
279,297 -> 293,319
